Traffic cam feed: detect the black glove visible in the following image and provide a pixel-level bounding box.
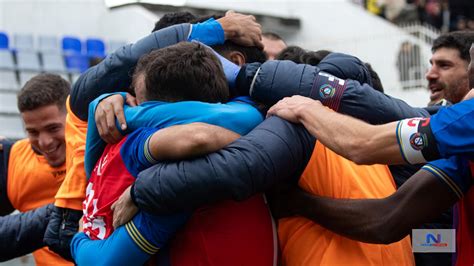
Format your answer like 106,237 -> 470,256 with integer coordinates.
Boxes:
43,206 -> 82,261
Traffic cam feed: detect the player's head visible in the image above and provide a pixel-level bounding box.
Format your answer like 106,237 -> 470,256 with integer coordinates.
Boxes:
133,42 -> 228,104
262,32 -> 287,60
152,11 -> 197,32
17,74 -> 70,167
275,46 -> 306,62
427,30 -> 474,104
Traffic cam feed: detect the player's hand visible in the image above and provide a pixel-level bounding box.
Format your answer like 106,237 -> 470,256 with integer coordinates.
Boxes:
267,95 -> 320,123
217,10 -> 263,49
95,93 -> 136,144
111,185 -> 138,229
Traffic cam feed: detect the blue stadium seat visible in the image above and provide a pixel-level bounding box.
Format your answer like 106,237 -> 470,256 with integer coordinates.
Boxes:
13,33 -> 34,51
62,36 -> 82,54
64,54 -> 89,73
86,38 -> 105,58
0,32 -> 8,49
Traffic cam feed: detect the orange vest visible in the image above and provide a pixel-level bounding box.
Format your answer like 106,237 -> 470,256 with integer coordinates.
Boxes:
7,139 -> 72,266
54,97 -> 88,210
279,142 -> 415,266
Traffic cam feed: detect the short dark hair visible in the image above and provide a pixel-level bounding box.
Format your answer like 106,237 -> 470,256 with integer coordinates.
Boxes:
17,73 -> 70,112
139,42 -> 229,103
364,62 -> 384,93
276,46 -> 306,62
432,30 -> 474,62
152,11 -> 197,32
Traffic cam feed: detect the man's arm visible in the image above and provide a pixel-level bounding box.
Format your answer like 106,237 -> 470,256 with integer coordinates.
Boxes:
268,96 -> 404,165
272,167 -> 460,244
148,123 -> 240,161
0,204 -> 53,262
239,60 -> 430,124
131,117 -> 315,214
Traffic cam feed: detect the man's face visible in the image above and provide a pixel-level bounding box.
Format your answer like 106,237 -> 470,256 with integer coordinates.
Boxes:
426,47 -> 470,104
469,43 -> 474,89
262,37 -> 287,60
21,104 -> 66,167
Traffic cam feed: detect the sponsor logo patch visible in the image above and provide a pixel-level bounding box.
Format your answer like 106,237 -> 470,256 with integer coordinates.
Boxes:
319,84 -> 335,99
409,132 -> 426,150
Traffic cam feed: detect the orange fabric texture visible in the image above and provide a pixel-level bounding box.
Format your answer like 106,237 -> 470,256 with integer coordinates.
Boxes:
279,142 -> 415,266
7,139 -> 72,266
54,97 -> 87,210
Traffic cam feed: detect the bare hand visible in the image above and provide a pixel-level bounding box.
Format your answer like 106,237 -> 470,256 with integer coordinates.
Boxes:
267,95 -> 319,123
95,93 -> 137,144
111,185 -> 138,229
217,10 -> 263,49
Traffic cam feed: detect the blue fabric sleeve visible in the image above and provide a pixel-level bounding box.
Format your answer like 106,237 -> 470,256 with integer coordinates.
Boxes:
422,156 -> 472,199
71,227 -> 150,266
429,99 -> 474,159
120,128 -> 159,178
188,18 -> 225,46
85,95 -> 262,178
248,60 -> 429,124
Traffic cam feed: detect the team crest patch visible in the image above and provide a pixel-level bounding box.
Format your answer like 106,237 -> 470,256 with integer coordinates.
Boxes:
409,132 -> 426,151
319,84 -> 335,99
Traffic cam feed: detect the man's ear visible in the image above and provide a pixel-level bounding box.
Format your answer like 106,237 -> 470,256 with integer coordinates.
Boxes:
227,51 -> 246,66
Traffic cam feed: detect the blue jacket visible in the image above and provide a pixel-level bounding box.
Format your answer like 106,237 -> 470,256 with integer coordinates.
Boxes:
131,57 -> 432,214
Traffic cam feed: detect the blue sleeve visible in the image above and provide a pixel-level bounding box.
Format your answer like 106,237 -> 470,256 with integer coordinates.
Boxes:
84,92 -> 127,178
69,23 -> 191,121
429,99 -> 474,159
71,227 -> 151,266
317,52 -> 373,87
0,139 -> 15,215
188,18 -> 225,46
120,128 -> 159,178
132,116 -> 316,214
422,156 -> 472,199
71,212 -> 189,265
247,60 -> 429,124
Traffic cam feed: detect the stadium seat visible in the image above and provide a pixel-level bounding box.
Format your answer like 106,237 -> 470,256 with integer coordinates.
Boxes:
19,71 -> 41,88
86,38 -> 105,58
0,32 -> 8,49
38,35 -> 60,53
0,50 -> 15,69
0,92 -> 20,114
13,33 -> 34,51
16,51 -> 41,71
0,115 -> 25,139
42,52 -> 67,73
62,36 -> 82,54
0,70 -> 19,91
64,54 -> 89,73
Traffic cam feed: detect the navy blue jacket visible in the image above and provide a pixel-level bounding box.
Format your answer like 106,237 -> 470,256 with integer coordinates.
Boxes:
132,57 -> 432,214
